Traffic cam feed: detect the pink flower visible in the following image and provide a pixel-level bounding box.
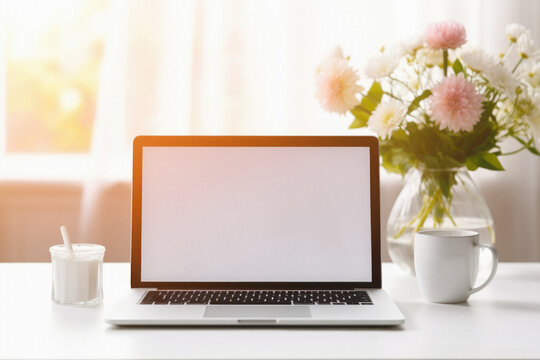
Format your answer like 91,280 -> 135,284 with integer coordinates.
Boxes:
315,47 -> 363,114
425,21 -> 467,50
430,73 -> 483,132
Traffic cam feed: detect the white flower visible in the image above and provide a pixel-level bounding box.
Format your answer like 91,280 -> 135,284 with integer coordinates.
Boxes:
416,48 -> 443,67
497,98 -> 514,117
461,49 -> 498,73
514,93 -> 540,139
407,72 -> 420,91
315,47 -> 363,114
368,99 -> 406,139
364,52 -> 400,79
460,49 -> 520,98
519,61 -> 540,88
528,112 -> 540,140
484,63 -> 521,99
396,35 -> 424,56
506,23 -> 528,43
523,94 -> 540,139
517,30 -> 537,59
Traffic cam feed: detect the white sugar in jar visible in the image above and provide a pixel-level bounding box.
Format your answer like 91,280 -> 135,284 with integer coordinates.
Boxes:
49,244 -> 106,305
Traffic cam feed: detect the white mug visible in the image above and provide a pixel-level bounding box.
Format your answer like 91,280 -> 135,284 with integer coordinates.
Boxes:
414,230 -> 498,303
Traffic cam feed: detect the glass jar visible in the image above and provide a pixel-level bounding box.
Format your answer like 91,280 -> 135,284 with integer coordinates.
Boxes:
386,167 -> 495,276
50,244 -> 105,305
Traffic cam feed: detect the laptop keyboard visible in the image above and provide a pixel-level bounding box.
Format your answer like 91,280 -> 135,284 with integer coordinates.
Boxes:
140,290 -> 372,305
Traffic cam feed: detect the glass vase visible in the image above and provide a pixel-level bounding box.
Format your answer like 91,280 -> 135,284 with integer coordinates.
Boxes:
386,167 -> 495,276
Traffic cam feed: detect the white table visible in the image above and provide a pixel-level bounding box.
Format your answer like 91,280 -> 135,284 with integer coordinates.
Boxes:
1,263 -> 539,359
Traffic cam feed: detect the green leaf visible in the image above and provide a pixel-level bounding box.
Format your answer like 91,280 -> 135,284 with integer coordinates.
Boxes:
380,145 -> 414,175
452,59 -> 464,75
429,170 -> 457,198
527,146 -> 540,156
349,81 -> 383,129
407,90 -> 432,115
404,122 -> 467,169
465,157 -> 479,171
456,105 -> 497,156
480,101 -> 496,123
348,116 -> 368,129
480,153 -> 504,170
466,152 -> 505,171
390,128 -> 409,142
380,130 -> 415,176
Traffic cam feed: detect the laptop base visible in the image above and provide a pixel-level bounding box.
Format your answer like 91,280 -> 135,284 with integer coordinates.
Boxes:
106,288 -> 404,326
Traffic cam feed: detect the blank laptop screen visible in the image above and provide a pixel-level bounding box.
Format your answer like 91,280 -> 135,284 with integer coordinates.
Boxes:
140,146 -> 372,282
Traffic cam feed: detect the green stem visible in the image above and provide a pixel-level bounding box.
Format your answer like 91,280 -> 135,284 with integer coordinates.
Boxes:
499,135 -> 532,156
488,225 -> 496,244
383,91 -> 402,101
389,76 -> 415,94
414,189 -> 442,233
512,57 -> 523,73
393,177 -> 457,239
500,93 -> 521,126
443,50 -> 448,77
501,42 -> 513,62
393,195 -> 430,239
442,203 -> 457,226
499,146 -> 528,156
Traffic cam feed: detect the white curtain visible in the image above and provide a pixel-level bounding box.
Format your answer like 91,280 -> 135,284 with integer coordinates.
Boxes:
80,0 -> 540,260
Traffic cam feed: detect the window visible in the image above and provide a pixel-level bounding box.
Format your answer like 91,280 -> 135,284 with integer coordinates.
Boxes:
3,0 -> 108,154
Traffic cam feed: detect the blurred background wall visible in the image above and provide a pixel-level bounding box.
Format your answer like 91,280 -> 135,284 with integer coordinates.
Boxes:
0,0 -> 539,262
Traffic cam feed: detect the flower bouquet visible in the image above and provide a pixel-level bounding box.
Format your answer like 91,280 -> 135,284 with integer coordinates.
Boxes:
316,21 -> 540,273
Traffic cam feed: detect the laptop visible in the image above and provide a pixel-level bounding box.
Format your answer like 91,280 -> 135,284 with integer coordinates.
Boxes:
106,135 -> 404,326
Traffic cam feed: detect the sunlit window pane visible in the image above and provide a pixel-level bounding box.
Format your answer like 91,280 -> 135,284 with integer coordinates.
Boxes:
5,0 -> 108,153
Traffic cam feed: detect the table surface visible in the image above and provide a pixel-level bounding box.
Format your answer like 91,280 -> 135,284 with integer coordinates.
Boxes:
1,262 -> 539,360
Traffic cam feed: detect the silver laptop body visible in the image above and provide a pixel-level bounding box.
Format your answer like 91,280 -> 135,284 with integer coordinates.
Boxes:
106,136 -> 404,326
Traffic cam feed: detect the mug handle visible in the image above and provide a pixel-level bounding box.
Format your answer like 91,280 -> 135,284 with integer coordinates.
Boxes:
469,244 -> 498,295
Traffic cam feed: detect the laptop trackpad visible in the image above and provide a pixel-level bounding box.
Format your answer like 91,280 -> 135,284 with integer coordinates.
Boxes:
204,306 -> 311,318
